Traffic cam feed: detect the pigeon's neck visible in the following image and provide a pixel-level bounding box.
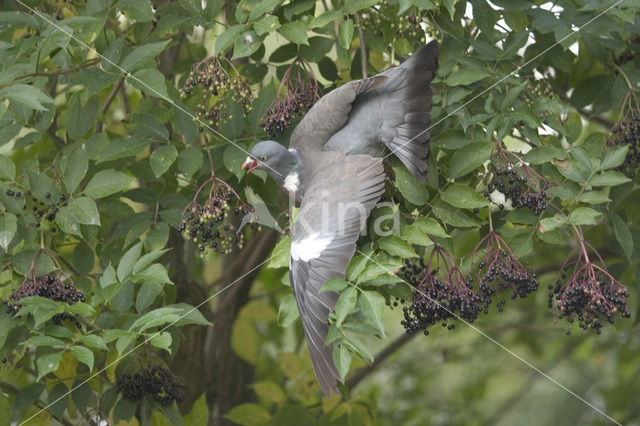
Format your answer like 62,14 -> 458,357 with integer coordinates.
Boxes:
274,148 -> 304,199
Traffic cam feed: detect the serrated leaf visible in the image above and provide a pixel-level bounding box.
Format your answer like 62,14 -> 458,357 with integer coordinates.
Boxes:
598,145 -> 629,171
67,95 -> 98,140
248,0 -> 282,21
589,171 -> 631,186
279,21 -> 309,45
447,68 -> 490,86
70,346 -> 94,371
129,307 -> 183,331
343,335 -> 374,363
332,344 -> 351,379
413,218 -> 448,238
335,287 -> 357,327
568,207 -> 602,226
440,184 -> 489,209
538,214 -> 567,233
378,235 -> 417,258
83,170 -> 133,198
61,147 -> 88,194
449,142 -> 493,178
277,293 -> 299,327
55,207 -> 82,236
68,197 -> 100,225
576,191 -> 610,204
268,237 -> 291,269
36,352 -> 63,381
128,68 -> 169,99
338,19 -> 354,49
611,213 -> 633,262
215,25 -> 246,54
150,145 -> 178,178
117,242 -> 143,281
136,282 -> 164,312
0,212 -> 17,251
393,166 -> 429,205
80,335 -> 108,351
224,403 -> 271,425
0,84 -> 54,111
310,10 -> 343,28
320,277 -> 349,293
253,14 -> 280,35
149,332 -> 172,353
0,154 -> 15,180
133,249 -> 169,274
120,40 -> 171,73
358,291 -> 386,336
134,263 -> 172,285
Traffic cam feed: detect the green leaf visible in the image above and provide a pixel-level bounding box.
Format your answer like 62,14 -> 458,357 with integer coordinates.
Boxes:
268,237 -> 291,269
136,282 -> 164,312
320,277 -> 349,293
378,235 -> 418,258
133,249 -> 169,274
67,95 -> 98,140
440,184 -> 489,209
431,129 -> 470,149
338,19 -> 354,49
310,10 -> 343,28
117,242 -> 143,282
129,307 -> 183,332
0,155 -> 15,180
523,146 -> 568,165
149,332 -> 172,353
224,403 -> 271,425
223,145 -> 248,180
232,30 -> 264,59
343,335 -> 374,363
598,145 -> 629,171
358,291 -> 386,336
83,170 -> 134,198
0,84 -> 54,111
120,40 -> 171,73
215,25 -> 246,54
248,0 -> 283,21
538,214 -> 567,233
178,147 -> 204,177
0,212 -> 17,251
150,145 -> 178,178
61,147 -> 88,194
251,382 -> 286,404
134,264 -> 172,285
589,171 -> 631,186
335,287 -> 357,326
279,21 -> 309,45
563,111 -> 582,143
449,142 -> 493,178
79,335 -> 108,351
253,15 -> 280,35
568,207 -> 602,226
393,166 -> 429,205
431,201 -> 479,228
128,69 -> 169,99
413,218 -> 448,238
611,213 -> 633,262
55,207 -> 82,236
332,344 -> 351,379
277,293 -> 299,327
36,352 -> 63,381
68,197 -> 100,225
576,191 -> 610,204
447,68 -> 490,86
344,0 -> 378,13
70,346 -> 94,371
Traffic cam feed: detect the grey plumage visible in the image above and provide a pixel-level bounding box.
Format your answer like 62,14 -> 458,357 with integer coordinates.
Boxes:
242,41 -> 439,396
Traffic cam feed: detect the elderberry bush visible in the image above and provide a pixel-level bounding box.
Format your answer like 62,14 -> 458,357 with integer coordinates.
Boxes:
2,273 -> 84,326
116,365 -> 185,406
612,113 -> 640,175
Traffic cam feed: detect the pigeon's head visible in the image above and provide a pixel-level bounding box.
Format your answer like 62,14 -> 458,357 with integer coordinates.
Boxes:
242,140 -> 296,179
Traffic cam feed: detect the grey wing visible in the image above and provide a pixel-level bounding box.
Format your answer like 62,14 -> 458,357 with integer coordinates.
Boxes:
290,75 -> 387,152
289,151 -> 385,396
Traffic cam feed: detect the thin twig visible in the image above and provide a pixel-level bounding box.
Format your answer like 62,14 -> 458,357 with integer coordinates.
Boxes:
96,77 -> 124,133
353,13 -> 368,78
16,58 -> 100,79
347,332 -> 417,390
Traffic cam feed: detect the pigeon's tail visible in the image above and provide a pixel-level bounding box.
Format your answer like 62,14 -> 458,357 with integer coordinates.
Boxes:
381,40 -> 439,182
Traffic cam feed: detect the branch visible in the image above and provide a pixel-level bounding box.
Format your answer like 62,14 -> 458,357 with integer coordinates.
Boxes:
96,77 -> 124,133
353,14 -> 368,78
16,58 -> 100,79
347,332 -> 417,390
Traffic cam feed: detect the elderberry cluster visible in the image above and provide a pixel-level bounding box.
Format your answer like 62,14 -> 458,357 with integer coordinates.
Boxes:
475,233 -> 539,302
611,114 -> 640,175
179,179 -> 254,255
486,152 -> 551,215
260,58 -> 320,137
2,274 -> 84,326
4,188 -> 67,233
180,56 -> 253,129
116,365 -> 185,406
549,264 -> 630,335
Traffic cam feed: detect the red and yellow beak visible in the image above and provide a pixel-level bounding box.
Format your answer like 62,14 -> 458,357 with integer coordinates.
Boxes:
241,156 -> 259,173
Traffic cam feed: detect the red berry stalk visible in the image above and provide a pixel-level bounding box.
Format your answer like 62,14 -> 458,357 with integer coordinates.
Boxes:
260,57 -> 320,137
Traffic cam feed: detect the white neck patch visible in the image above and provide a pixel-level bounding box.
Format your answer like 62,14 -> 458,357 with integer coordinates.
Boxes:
291,233 -> 333,262
283,172 -> 299,193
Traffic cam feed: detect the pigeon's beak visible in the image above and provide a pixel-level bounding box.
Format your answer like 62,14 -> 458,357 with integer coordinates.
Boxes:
241,157 -> 259,173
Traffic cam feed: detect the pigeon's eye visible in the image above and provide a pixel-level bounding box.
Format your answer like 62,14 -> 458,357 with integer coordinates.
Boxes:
260,156 -> 267,161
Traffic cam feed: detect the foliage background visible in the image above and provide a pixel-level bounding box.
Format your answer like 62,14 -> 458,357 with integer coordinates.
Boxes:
0,0 -> 639,425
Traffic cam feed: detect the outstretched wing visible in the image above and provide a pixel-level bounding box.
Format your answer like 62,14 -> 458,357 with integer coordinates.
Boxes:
290,75 -> 387,152
289,151 -> 385,396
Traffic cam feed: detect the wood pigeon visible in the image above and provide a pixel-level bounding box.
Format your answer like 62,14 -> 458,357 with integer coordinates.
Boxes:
241,41 -> 439,396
